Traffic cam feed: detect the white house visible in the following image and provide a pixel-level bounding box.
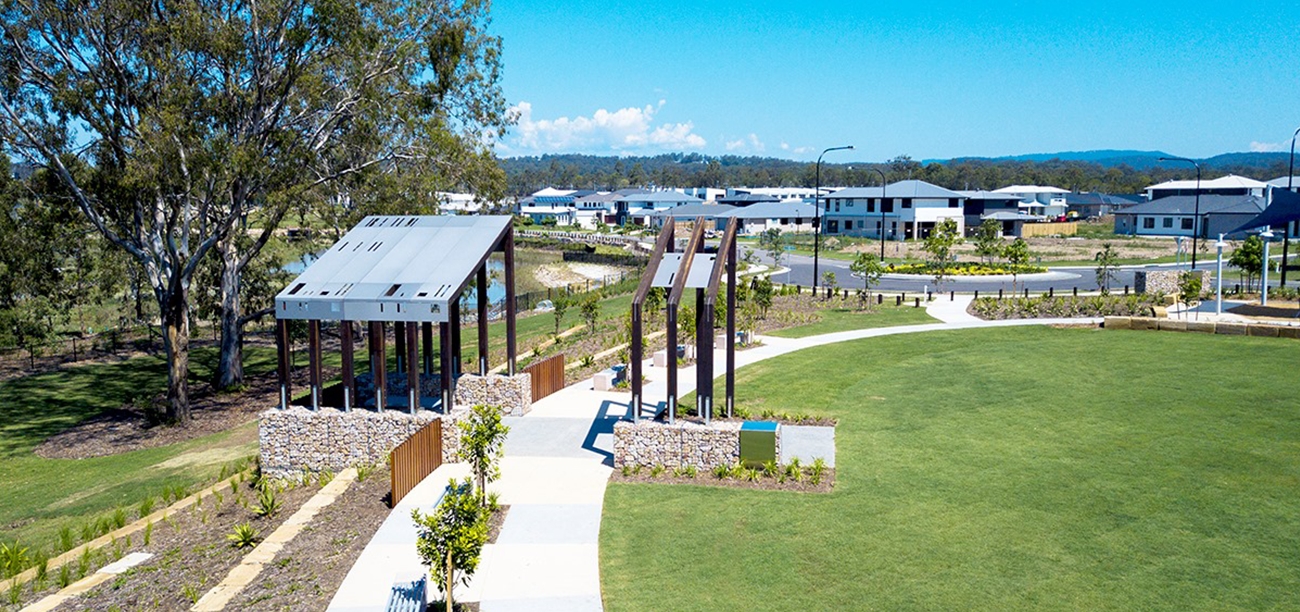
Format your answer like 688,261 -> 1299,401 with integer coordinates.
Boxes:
727,187 -> 827,202
821,180 -> 965,240
992,185 -> 1070,218
1267,176 -> 1300,194
1144,174 -> 1267,200
436,192 -> 482,214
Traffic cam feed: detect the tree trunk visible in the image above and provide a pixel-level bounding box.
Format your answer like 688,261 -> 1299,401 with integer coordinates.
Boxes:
445,548 -> 454,611
160,282 -> 191,424
216,236 -> 244,390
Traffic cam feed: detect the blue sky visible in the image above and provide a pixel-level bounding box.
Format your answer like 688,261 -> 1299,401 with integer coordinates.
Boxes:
489,0 -> 1300,162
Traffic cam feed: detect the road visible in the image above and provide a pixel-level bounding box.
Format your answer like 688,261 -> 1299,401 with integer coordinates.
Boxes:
740,246 -> 1228,294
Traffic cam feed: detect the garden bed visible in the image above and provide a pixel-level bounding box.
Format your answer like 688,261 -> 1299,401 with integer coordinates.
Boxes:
611,462 -> 834,493
886,262 -> 1047,276
969,294 -> 1161,320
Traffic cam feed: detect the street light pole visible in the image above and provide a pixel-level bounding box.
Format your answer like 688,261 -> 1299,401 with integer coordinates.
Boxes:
869,168 -> 887,262
1159,156 -> 1202,269
813,145 -> 854,293
1282,126 -> 1300,286
1261,228 -> 1274,306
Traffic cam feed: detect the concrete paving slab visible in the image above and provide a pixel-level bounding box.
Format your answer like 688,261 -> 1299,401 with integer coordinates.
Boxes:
494,504 -> 602,546
780,425 -> 836,467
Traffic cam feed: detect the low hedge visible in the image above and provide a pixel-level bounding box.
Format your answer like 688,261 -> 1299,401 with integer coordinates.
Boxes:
971,294 -> 1161,320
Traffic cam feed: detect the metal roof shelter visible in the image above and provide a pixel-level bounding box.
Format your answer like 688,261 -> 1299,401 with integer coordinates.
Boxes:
273,215 -> 518,414
630,217 -> 740,423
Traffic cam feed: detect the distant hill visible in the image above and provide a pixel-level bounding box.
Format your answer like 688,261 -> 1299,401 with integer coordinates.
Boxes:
933,149 -> 1290,171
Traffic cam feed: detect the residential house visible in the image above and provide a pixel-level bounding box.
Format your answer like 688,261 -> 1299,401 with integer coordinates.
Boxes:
1267,176 -> 1300,194
1114,194 -> 1265,239
436,192 -> 482,214
1062,192 -> 1140,219
716,193 -> 781,207
649,203 -> 737,231
1144,174 -> 1267,200
821,180 -> 965,240
992,185 -> 1070,218
615,192 -> 704,225
727,187 -> 826,202
959,190 -> 1031,235
717,201 -> 817,235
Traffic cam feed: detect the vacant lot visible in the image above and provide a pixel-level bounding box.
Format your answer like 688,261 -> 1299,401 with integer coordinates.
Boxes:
601,326 -> 1300,611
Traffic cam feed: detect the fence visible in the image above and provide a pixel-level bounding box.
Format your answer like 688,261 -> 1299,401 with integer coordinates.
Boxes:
389,419 -> 443,507
1020,221 -> 1078,237
522,354 -> 565,402
516,229 -> 642,247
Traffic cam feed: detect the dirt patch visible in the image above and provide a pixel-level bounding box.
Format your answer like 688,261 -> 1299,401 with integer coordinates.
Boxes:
231,469 -> 394,611
13,476 -> 319,612
611,467 -> 835,493
487,505 -> 510,544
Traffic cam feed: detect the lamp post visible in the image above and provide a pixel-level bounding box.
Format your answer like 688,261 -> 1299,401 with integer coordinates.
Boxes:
1261,228 -> 1274,306
1282,126 -> 1300,286
813,145 -> 854,292
1215,234 -> 1226,315
1158,156 -> 1202,269
868,168 -> 887,262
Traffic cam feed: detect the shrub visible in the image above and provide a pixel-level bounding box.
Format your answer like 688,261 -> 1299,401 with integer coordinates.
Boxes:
227,523 -> 260,549
138,496 -> 155,518
255,487 -> 282,518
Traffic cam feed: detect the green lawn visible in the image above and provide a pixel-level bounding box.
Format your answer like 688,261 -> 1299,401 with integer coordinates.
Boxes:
0,347 -> 271,556
765,303 -> 936,338
601,327 -> 1300,611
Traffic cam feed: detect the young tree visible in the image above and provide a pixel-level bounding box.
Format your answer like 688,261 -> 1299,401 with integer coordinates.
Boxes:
1094,243 -> 1120,295
552,296 -> 570,335
850,252 -> 885,309
973,219 -> 1004,265
922,218 -> 963,291
412,478 -> 488,612
1178,271 -> 1203,320
0,0 -> 511,420
1004,237 -> 1032,292
760,228 -> 786,278
1230,236 -> 1266,291
821,271 -> 838,299
580,294 -> 600,334
457,404 -> 510,506
754,277 -> 774,319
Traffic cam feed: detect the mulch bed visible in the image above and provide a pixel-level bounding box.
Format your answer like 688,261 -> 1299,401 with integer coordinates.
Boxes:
231,468 -> 394,610
15,476 -> 318,612
611,467 -> 835,493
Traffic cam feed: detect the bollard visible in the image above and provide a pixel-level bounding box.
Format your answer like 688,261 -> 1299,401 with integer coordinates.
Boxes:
974,290 -> 979,300
914,297 -> 920,308
1049,287 -> 1054,297
895,295 -> 902,306
998,288 -> 1003,299
1124,285 -> 1129,295
926,291 -> 932,302
1024,288 -> 1029,298
797,285 -> 802,294
1073,286 -> 1077,297
843,289 -> 848,300
901,292 -> 906,302
950,290 -> 955,301
877,293 -> 883,305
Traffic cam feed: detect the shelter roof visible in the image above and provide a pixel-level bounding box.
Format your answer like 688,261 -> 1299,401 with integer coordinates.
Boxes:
275,215 -> 511,324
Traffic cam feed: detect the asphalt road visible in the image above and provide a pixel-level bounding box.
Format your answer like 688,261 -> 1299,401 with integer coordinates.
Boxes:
740,246 -> 1221,294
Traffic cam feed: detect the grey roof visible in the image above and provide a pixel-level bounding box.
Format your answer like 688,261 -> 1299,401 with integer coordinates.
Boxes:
959,190 -> 1022,201
651,203 -> 737,219
717,194 -> 780,205
718,201 -> 817,220
615,192 -> 704,204
1119,195 -> 1266,216
574,192 -> 621,204
981,211 -> 1043,221
1063,192 -> 1141,206
275,215 -> 511,324
1268,176 -> 1300,188
829,180 -> 965,200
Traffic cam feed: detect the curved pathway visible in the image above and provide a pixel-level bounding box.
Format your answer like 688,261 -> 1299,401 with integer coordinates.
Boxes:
331,309 -> 1100,611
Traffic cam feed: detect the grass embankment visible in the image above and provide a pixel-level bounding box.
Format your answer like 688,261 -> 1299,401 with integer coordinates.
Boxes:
601,327 -> 1300,610
764,303 -> 935,338
0,347 -> 273,557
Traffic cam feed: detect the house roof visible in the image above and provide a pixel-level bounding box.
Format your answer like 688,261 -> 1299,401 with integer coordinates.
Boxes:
275,215 -> 511,324
981,211 -> 1043,221
574,192 -> 620,204
1063,192 -> 1141,206
616,192 -> 704,204
992,185 -> 1069,194
716,194 -> 781,205
651,203 -> 738,219
828,180 -> 964,200
1145,174 -> 1268,191
1267,176 -> 1300,188
1119,194 -> 1266,216
718,201 -> 818,220
959,190 -> 1022,201
532,187 -> 576,197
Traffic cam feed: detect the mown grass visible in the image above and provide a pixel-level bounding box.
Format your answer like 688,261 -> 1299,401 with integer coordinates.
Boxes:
601,326 -> 1300,611
0,347 -> 272,556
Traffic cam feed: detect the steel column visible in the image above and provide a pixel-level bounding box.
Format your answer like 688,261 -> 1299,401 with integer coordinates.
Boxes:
422,322 -> 434,375
631,304 -> 642,421
275,319 -> 291,410
477,265 -> 490,374
451,298 -> 462,379
341,321 -> 355,412
394,321 -> 406,373
440,322 -> 454,411
406,322 -> 419,415
369,321 -> 386,410
308,320 -> 322,411
726,232 -> 736,417
665,303 -> 677,423
504,228 -> 517,375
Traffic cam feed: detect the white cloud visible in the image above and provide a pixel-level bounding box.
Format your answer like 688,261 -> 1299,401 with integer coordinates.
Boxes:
1250,141 -> 1285,152
505,100 -> 705,153
724,133 -> 765,153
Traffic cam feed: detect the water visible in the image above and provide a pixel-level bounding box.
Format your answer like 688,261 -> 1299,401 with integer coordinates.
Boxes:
283,253 -> 508,306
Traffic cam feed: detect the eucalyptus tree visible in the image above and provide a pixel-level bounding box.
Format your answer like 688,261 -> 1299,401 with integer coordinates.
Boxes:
0,0 -> 512,421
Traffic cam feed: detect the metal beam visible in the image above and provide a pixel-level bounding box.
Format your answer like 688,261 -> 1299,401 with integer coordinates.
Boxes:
504,227 -> 517,375
477,264 -> 489,375
341,321 -> 355,412
308,320 -> 322,411
369,321 -> 386,410
440,321 -> 454,411
630,223 -> 676,422
275,319 -> 291,410
406,322 -> 419,415
665,219 -> 709,422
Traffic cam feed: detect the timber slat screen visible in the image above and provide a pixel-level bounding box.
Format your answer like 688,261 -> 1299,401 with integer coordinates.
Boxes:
390,419 -> 443,507
522,354 -> 565,402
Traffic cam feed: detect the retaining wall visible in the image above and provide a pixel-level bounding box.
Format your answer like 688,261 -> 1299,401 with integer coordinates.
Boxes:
1134,270 -> 1212,296
1103,316 -> 1300,338
613,419 -> 780,469
260,407 -> 464,480
454,373 -> 532,416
